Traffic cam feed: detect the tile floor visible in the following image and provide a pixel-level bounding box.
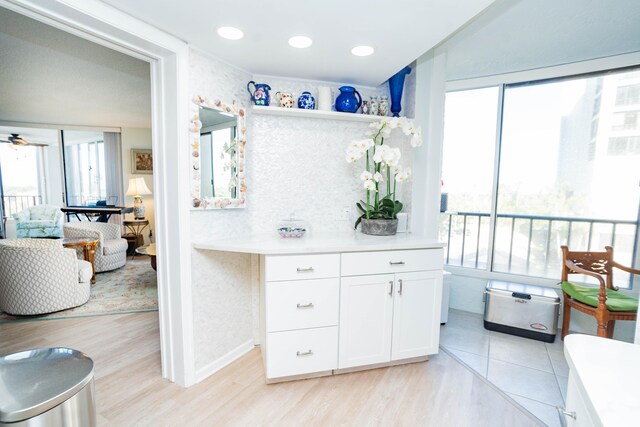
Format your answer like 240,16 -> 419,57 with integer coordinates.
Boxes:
440,309 -> 568,427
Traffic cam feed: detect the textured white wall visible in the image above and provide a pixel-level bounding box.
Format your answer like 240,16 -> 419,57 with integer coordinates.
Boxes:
188,48 -> 418,372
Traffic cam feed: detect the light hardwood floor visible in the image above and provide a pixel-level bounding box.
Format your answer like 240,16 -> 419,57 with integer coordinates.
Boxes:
0,313 -> 541,426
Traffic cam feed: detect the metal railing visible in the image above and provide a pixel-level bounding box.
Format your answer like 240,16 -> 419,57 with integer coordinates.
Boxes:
2,195 -> 42,218
440,211 -> 638,285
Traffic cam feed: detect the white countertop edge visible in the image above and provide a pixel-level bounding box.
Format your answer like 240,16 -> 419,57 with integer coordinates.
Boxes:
192,232 -> 445,255
564,334 -> 640,427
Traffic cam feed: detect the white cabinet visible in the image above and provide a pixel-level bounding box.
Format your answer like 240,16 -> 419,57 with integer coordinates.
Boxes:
338,270 -> 442,370
560,373 -> 596,427
338,274 -> 395,369
261,247 -> 443,382
391,271 -> 441,360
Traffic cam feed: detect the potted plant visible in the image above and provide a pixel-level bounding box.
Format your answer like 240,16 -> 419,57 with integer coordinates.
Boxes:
346,117 -> 422,235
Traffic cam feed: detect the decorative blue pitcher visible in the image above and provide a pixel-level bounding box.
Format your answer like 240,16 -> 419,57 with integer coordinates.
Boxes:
247,81 -> 271,106
298,91 -> 316,109
335,86 -> 362,113
388,66 -> 411,117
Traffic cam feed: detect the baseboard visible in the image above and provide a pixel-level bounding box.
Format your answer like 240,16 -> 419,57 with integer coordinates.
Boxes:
195,339 -> 255,383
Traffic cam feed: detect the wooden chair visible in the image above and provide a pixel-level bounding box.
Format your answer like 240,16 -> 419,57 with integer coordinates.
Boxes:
560,245 -> 640,340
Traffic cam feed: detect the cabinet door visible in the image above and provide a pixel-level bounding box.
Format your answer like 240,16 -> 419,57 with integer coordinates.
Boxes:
391,270 -> 442,361
338,274 -> 395,369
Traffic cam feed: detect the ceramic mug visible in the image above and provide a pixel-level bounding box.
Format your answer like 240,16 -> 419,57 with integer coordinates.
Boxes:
317,86 -> 332,111
276,91 -> 294,108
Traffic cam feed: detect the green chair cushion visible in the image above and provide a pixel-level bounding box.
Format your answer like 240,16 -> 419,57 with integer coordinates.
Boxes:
561,281 -> 639,312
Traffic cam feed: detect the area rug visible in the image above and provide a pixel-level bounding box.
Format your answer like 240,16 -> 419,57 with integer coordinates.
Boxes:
0,257 -> 157,322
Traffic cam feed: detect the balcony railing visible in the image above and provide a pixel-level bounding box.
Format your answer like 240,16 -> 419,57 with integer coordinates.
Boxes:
2,195 -> 42,218
440,211 -> 638,287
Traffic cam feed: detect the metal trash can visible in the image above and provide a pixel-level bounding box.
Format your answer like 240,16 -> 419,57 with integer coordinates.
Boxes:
484,280 -> 560,343
0,348 -> 96,426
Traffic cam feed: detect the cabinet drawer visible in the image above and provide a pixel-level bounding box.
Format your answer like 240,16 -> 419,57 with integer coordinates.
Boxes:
265,326 -> 338,379
266,278 -> 339,332
341,249 -> 443,276
265,253 -> 340,282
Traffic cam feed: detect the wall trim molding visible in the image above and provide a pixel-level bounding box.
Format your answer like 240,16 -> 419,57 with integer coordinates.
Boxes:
195,340 -> 256,384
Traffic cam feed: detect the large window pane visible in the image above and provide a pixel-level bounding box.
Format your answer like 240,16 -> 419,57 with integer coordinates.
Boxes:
63,130 -> 106,206
495,70 -> 640,286
440,87 -> 499,269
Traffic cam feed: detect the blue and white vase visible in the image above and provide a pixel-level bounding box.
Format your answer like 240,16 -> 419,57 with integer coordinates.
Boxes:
298,91 -> 316,109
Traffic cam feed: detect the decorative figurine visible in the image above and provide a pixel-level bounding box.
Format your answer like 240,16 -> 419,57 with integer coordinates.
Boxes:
368,96 -> 379,115
378,96 -> 390,116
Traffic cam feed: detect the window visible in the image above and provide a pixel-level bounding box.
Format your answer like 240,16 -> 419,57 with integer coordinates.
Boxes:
62,131 -> 107,206
615,84 -> 640,106
612,111 -> 640,131
441,67 -> 640,288
608,136 -> 640,155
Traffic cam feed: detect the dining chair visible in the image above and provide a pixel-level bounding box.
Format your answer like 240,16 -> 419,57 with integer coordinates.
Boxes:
560,245 -> 639,340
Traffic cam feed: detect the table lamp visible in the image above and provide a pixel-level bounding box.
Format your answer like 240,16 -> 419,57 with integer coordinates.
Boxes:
126,177 -> 152,220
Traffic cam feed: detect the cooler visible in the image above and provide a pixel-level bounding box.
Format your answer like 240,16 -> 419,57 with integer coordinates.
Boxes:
484,280 -> 560,343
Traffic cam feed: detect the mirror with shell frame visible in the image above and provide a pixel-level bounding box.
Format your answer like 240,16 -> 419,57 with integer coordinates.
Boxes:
190,96 -> 247,209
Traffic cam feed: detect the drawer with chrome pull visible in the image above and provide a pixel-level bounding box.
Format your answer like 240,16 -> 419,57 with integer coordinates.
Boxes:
264,253 -> 340,282
265,326 -> 338,379
266,278 -> 339,332
341,248 -> 443,276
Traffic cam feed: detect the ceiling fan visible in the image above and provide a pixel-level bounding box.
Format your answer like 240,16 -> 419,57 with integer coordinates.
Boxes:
0,133 -> 47,147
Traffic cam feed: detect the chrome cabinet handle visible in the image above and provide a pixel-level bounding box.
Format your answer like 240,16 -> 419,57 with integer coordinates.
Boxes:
398,279 -> 403,295
296,302 -> 314,309
555,406 -> 576,427
388,281 -> 394,296
296,350 -> 313,357
296,267 -> 314,272
389,261 -> 405,265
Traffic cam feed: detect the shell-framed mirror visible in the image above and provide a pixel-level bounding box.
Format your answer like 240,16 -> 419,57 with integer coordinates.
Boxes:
190,95 -> 247,209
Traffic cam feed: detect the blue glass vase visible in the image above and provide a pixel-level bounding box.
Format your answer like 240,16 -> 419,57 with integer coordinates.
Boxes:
335,86 -> 362,113
388,66 -> 411,117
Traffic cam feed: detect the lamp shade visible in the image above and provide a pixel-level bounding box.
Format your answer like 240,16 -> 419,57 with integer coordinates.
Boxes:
126,177 -> 152,197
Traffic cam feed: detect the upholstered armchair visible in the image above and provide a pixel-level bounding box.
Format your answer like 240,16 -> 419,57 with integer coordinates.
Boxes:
64,222 -> 128,272
12,205 -> 64,238
0,239 -> 92,315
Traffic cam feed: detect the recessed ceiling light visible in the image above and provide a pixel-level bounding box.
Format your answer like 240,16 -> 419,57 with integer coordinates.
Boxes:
288,36 -> 313,49
217,26 -> 244,40
351,45 -> 375,57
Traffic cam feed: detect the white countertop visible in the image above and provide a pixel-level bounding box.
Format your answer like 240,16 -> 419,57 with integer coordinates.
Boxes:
564,334 -> 640,426
192,232 -> 445,255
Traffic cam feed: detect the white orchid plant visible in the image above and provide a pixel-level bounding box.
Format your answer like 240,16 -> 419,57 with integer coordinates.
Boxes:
346,117 -> 422,229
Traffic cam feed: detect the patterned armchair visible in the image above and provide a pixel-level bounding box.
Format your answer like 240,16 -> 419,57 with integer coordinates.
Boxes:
13,205 -> 64,238
64,222 -> 128,272
0,239 -> 92,315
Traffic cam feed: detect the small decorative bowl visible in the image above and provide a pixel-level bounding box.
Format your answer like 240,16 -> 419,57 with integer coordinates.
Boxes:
278,226 -> 306,238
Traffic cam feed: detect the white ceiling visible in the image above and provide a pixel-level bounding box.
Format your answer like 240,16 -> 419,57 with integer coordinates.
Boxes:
0,7 -> 151,128
100,0 -> 496,87
444,0 -> 640,81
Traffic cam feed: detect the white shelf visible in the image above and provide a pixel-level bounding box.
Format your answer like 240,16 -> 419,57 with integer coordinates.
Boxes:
251,105 -> 383,122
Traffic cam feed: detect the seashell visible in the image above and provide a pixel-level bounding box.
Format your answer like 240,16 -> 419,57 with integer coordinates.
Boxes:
190,120 -> 202,132
192,198 -> 201,208
192,150 -> 199,157
238,109 -> 245,117
192,95 -> 205,105
215,99 -> 222,106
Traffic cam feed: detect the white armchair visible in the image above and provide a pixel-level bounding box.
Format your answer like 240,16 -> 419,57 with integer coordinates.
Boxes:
13,205 -> 64,238
0,239 -> 91,315
64,222 -> 128,272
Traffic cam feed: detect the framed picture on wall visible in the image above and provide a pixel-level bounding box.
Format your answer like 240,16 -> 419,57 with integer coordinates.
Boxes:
131,149 -> 153,174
